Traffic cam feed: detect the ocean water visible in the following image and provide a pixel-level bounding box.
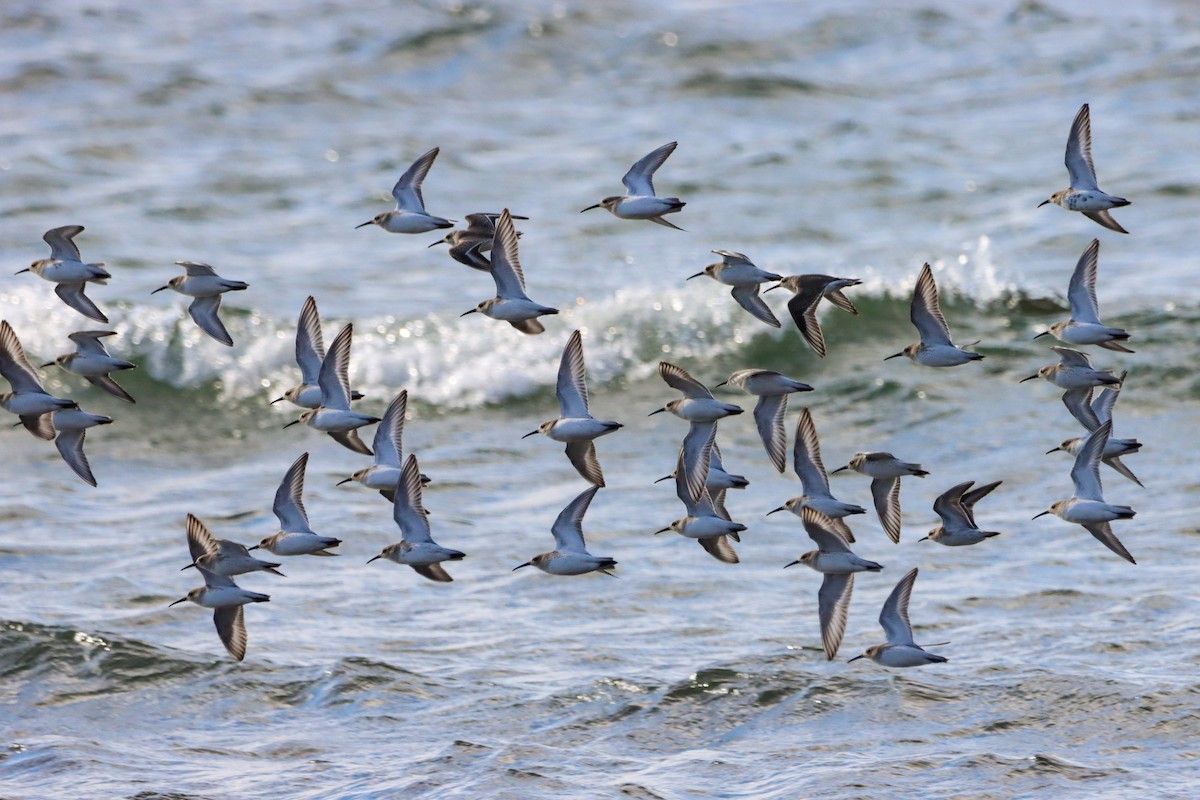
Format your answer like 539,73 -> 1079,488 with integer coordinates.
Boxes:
2,0 -> 1199,797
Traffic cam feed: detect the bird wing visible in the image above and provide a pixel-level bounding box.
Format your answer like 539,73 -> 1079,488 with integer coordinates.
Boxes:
175,260 -> 220,277
391,146 -> 439,212
818,572 -> 854,661
711,250 -> 756,269
68,330 -> 116,355
960,480 -> 1002,526
1082,522 -> 1135,564
622,141 -> 677,196
1091,372 -> 1125,426
330,429 -> 372,456
487,209 -> 530,298
1064,103 -> 1098,191
910,263 -> 952,346
754,394 -> 788,473
213,606 -> 247,661
186,513 -> 219,564
1071,419 -> 1110,502
680,421 -> 717,508
658,361 -> 713,399
272,452 -> 312,531
295,296 -> 325,384
786,277 -> 832,358
880,567 -> 918,646
393,454 -> 432,544
698,534 -> 738,564
188,295 -> 231,346
54,428 -> 95,486
801,506 -> 852,553
730,284 -> 781,328
1082,210 -> 1129,235
0,321 -> 49,394
1062,387 -> 1101,433
43,225 -> 84,261
317,324 -> 354,410
1067,239 -> 1103,324
551,485 -> 598,553
556,329 -> 590,418
792,407 -> 831,496
871,477 -> 902,544
55,282 -> 108,324
83,373 -> 133,404
24,412 -> 56,440
1053,346 -> 1093,369
565,440 -> 605,487
932,480 -> 975,529
411,563 -> 453,582
197,564 -> 239,589
373,391 -> 407,468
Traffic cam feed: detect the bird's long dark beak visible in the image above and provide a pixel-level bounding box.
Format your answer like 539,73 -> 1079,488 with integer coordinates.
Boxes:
1045,446 -> 1061,454
653,475 -> 672,484
917,535 -> 930,542
180,562 -> 197,571
648,407 -> 666,416
580,203 -> 601,213
512,561 -> 533,571
428,239 -> 447,248
653,527 -> 670,534
460,309 -> 477,317
283,419 -> 301,428
39,361 -> 54,368
764,283 -> 782,293
883,352 -> 904,360
247,545 -> 260,551
766,506 -> 786,516
366,554 -> 382,564
168,597 -> 188,607
830,466 -> 850,474
685,272 -> 704,280
1033,331 -> 1050,339
783,559 -> 800,568
847,654 -> 865,662
1037,199 -> 1051,208
1019,374 -> 1039,383
14,267 -> 30,275
1031,510 -> 1051,520
151,285 -> 170,294
270,396 -> 286,404
521,430 -> 539,439
336,477 -> 353,486
715,380 -> 728,387
355,220 -> 374,229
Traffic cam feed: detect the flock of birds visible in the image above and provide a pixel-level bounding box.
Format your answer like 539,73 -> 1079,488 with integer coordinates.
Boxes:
2,103 -> 1141,666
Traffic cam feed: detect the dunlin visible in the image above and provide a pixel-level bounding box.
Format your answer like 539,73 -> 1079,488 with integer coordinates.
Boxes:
461,209 -> 558,334
718,368 -> 813,472
368,455 -> 464,582
831,452 -> 928,543
848,568 -> 948,667
356,147 -> 454,233
920,480 -> 1003,546
1039,103 -> 1130,234
581,141 -> 685,230
523,330 -> 622,486
885,263 -> 982,367
688,250 -> 783,328
16,226 -> 110,323
1034,419 -> 1136,563
514,485 -> 617,576
152,261 -> 248,347
766,274 -> 862,358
